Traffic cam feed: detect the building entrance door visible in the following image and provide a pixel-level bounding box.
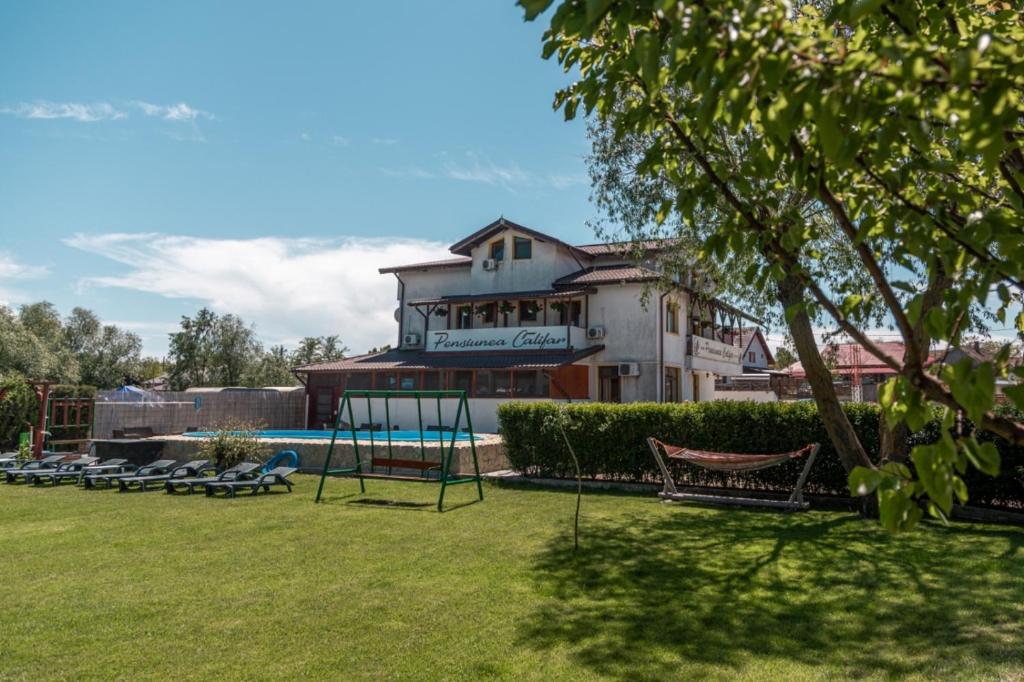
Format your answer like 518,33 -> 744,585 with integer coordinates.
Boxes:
598,366 -> 621,403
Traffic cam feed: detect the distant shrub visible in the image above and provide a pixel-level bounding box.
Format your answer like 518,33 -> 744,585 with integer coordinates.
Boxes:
197,420 -> 269,470
497,401 -> 1024,509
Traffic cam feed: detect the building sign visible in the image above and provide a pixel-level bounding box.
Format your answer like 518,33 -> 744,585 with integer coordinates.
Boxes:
426,326 -> 577,353
691,336 -> 744,365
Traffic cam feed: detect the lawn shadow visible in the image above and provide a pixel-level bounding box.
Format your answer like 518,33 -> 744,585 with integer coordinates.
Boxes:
518,502 -> 1024,679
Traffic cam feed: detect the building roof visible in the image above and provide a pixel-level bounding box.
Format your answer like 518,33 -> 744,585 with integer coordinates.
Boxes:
553,264 -> 661,286
406,287 -> 596,307
447,217 -> 591,259
293,345 -> 604,373
574,239 -> 672,256
784,342 -> 908,378
378,256 -> 472,274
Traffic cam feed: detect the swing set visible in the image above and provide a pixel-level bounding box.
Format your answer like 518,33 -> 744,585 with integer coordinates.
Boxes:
314,389 -> 484,511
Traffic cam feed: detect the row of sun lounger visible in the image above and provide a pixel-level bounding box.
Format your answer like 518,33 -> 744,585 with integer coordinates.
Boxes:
2,453 -> 296,497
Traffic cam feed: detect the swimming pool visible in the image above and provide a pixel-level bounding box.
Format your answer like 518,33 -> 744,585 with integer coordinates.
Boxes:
183,429 -> 477,441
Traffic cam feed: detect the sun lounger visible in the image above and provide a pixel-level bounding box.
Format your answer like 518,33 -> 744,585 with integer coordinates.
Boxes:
72,458 -> 131,483
82,459 -> 176,489
164,461 -> 261,495
204,466 -> 297,498
117,460 -> 212,492
27,456 -> 100,485
4,455 -> 67,484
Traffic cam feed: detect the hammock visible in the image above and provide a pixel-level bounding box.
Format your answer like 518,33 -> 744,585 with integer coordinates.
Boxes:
652,440 -> 815,473
647,437 -> 820,511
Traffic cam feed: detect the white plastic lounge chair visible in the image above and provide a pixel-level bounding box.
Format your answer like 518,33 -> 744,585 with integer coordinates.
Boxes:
204,466 -> 297,498
164,462 -> 261,495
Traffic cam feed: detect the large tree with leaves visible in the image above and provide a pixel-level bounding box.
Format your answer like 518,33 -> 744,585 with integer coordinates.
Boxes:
522,0 -> 1024,529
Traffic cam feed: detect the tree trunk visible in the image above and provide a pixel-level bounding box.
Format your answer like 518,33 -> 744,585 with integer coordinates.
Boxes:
777,274 -> 874,473
879,421 -> 909,464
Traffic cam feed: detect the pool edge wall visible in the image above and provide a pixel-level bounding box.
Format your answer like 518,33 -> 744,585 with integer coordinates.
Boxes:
156,435 -> 509,475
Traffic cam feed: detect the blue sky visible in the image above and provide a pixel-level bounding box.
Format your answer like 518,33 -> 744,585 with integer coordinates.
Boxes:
0,1 -> 594,355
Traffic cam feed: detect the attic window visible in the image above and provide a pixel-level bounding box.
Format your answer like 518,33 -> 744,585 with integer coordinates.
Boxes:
513,237 -> 532,260
489,239 -> 505,261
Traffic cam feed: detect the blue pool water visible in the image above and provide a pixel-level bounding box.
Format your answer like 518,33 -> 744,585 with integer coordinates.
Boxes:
183,429 -> 477,441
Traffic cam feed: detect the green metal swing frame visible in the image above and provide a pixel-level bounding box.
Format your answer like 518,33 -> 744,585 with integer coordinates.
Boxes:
313,389 -> 484,511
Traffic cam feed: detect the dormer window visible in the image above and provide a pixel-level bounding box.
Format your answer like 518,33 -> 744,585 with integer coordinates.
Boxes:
513,237 -> 532,260
489,239 -> 505,261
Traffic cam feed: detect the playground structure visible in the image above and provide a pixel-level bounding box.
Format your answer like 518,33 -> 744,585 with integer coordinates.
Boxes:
314,390 -> 484,511
45,394 -> 95,453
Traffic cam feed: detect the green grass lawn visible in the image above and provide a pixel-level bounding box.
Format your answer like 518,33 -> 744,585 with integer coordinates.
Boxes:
1,475 -> 1022,681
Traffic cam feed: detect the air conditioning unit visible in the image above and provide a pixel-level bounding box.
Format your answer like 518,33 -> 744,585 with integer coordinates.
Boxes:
482,258 -> 498,271
618,362 -> 640,377
403,333 -> 422,347
586,326 -> 606,340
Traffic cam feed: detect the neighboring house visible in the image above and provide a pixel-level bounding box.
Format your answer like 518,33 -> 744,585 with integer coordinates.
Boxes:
779,341 -> 907,402
715,328 -> 779,401
293,217 -> 759,432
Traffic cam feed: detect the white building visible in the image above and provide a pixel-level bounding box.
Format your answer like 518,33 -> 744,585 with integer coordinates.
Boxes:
295,218 -> 759,432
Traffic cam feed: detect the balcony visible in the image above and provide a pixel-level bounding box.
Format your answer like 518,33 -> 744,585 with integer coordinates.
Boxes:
686,335 -> 744,376
425,325 -> 589,353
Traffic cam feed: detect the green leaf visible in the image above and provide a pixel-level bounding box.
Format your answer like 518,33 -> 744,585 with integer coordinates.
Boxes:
519,0 -> 556,22
849,466 -> 882,496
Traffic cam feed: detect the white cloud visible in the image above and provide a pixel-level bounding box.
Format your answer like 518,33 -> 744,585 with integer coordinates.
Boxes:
331,135 -> 351,147
299,132 -> 312,142
64,233 -> 452,355
443,153 -> 530,189
370,137 -> 400,145
133,100 -> 213,121
0,252 -> 48,306
439,152 -> 586,192
380,166 -> 436,179
0,101 -> 126,122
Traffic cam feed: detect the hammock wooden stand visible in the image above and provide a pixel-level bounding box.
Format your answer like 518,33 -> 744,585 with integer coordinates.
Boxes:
647,437 -> 820,511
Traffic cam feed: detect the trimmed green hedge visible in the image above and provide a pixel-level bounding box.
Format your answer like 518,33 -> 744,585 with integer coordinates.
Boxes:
496,401 -> 1024,509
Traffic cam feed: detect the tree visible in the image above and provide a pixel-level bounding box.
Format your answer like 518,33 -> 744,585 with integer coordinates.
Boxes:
773,345 -> 797,371
244,345 -> 299,387
167,309 -> 263,389
63,307 -> 143,388
290,336 -> 350,366
523,0 -> 1024,529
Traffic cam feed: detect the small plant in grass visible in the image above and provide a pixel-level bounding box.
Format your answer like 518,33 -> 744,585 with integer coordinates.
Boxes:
16,437 -> 32,464
198,420 -> 269,470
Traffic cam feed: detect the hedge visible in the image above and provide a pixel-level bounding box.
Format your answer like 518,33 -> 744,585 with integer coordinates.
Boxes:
496,401 -> 1024,509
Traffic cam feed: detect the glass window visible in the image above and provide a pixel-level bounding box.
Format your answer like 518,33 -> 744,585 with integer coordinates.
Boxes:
666,301 -> 680,334
399,373 -> 416,390
451,370 -> 473,394
456,305 -> 473,329
476,370 -> 494,397
489,239 -> 505,261
513,237 -> 532,259
558,300 -> 582,326
519,300 -> 538,321
346,373 -> 371,390
477,302 -> 496,324
421,371 -> 440,390
380,373 -> 398,390
513,370 -> 549,397
493,371 -> 511,397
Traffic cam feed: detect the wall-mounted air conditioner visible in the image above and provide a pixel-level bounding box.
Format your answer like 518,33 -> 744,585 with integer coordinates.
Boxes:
586,326 -> 605,340
618,362 -> 640,377
403,333 -> 422,347
482,258 -> 498,271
